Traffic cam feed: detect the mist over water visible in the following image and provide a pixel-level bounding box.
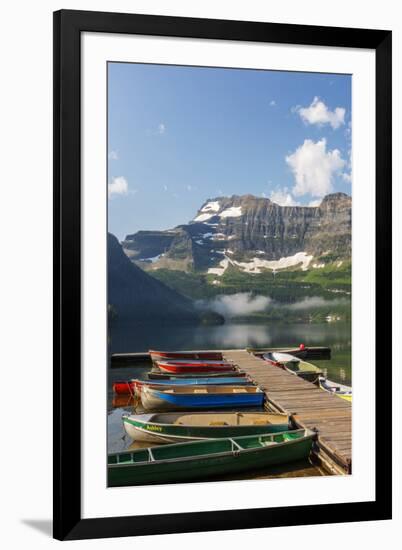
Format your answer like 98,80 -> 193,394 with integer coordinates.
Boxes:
196,292 -> 350,319
196,292 -> 272,318
285,296 -> 349,310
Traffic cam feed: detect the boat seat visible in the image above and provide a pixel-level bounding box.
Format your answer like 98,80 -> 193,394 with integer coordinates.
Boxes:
193,389 -> 208,393
232,388 -> 247,393
253,420 -> 269,425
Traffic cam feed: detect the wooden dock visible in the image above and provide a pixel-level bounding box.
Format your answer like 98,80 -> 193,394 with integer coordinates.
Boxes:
223,350 -> 352,475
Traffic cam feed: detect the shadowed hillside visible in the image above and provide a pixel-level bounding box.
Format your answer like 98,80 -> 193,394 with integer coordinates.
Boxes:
108,233 -> 204,325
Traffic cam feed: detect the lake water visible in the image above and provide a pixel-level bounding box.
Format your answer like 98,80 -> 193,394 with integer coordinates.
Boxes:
109,320 -> 351,383
107,321 -> 350,480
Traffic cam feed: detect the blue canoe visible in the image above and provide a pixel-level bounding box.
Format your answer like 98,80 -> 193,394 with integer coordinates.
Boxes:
141,385 -> 265,411
134,377 -> 253,391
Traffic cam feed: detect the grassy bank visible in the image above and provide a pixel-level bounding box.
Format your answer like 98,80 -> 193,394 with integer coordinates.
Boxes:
150,261 -> 351,303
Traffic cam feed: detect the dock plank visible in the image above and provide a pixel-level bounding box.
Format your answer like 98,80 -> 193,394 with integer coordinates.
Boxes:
223,350 -> 352,475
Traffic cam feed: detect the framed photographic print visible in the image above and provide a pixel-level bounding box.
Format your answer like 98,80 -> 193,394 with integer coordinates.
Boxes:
53,9 -> 392,541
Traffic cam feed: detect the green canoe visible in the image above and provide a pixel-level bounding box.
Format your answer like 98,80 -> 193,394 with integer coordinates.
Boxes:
108,428 -> 315,487
122,411 -> 290,444
284,359 -> 323,383
263,352 -> 323,383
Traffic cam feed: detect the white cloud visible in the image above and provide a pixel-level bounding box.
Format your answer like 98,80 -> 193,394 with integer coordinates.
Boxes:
269,100 -> 276,106
157,123 -> 166,135
341,144 -> 352,183
341,172 -> 352,183
108,150 -> 118,160
187,185 -> 192,191
296,97 -> 346,129
308,199 -> 322,207
108,176 -> 128,198
286,138 -> 346,198
269,188 -> 300,206
163,184 -> 168,191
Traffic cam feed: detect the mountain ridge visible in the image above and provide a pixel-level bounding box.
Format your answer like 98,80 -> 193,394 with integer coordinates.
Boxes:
122,192 -> 351,275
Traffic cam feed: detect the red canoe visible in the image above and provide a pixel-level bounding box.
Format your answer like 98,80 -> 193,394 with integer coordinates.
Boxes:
156,361 -> 236,374
149,349 -> 223,362
155,359 -> 231,368
113,381 -> 135,395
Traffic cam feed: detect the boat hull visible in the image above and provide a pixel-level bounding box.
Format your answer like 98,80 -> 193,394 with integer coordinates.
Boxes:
113,381 -> 135,395
338,394 -> 352,402
262,353 -> 322,383
286,369 -> 321,384
150,350 -> 223,362
133,377 -> 252,393
157,362 -> 235,374
141,387 -> 265,411
123,413 -> 290,443
148,371 -> 246,379
108,430 -> 314,486
318,377 -> 352,402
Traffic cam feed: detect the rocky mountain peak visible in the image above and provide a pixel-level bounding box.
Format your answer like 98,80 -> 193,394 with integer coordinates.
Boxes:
320,192 -> 350,203
193,195 -> 273,224
122,193 -> 351,275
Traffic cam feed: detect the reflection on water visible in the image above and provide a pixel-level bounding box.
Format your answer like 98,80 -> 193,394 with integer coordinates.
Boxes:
110,320 -> 350,352
109,320 -> 351,384
109,321 -> 351,389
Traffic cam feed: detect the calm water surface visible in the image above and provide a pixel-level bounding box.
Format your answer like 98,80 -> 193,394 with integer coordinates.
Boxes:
107,321 -> 351,479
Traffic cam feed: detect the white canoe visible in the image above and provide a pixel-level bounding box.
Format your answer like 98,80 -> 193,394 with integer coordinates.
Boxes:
318,376 -> 352,402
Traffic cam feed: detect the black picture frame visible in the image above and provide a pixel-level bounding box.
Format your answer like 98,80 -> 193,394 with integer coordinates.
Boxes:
53,9 -> 392,541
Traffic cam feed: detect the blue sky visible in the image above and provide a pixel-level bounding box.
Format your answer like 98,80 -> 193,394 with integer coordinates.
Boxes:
108,63 -> 351,240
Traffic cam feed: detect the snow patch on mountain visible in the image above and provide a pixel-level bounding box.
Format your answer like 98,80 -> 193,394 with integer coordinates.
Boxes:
220,206 -> 242,218
140,253 -> 164,263
196,204 -> 242,222
235,252 -> 313,273
207,251 -> 313,276
201,201 -> 221,213
207,258 -> 231,276
194,212 -> 214,222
